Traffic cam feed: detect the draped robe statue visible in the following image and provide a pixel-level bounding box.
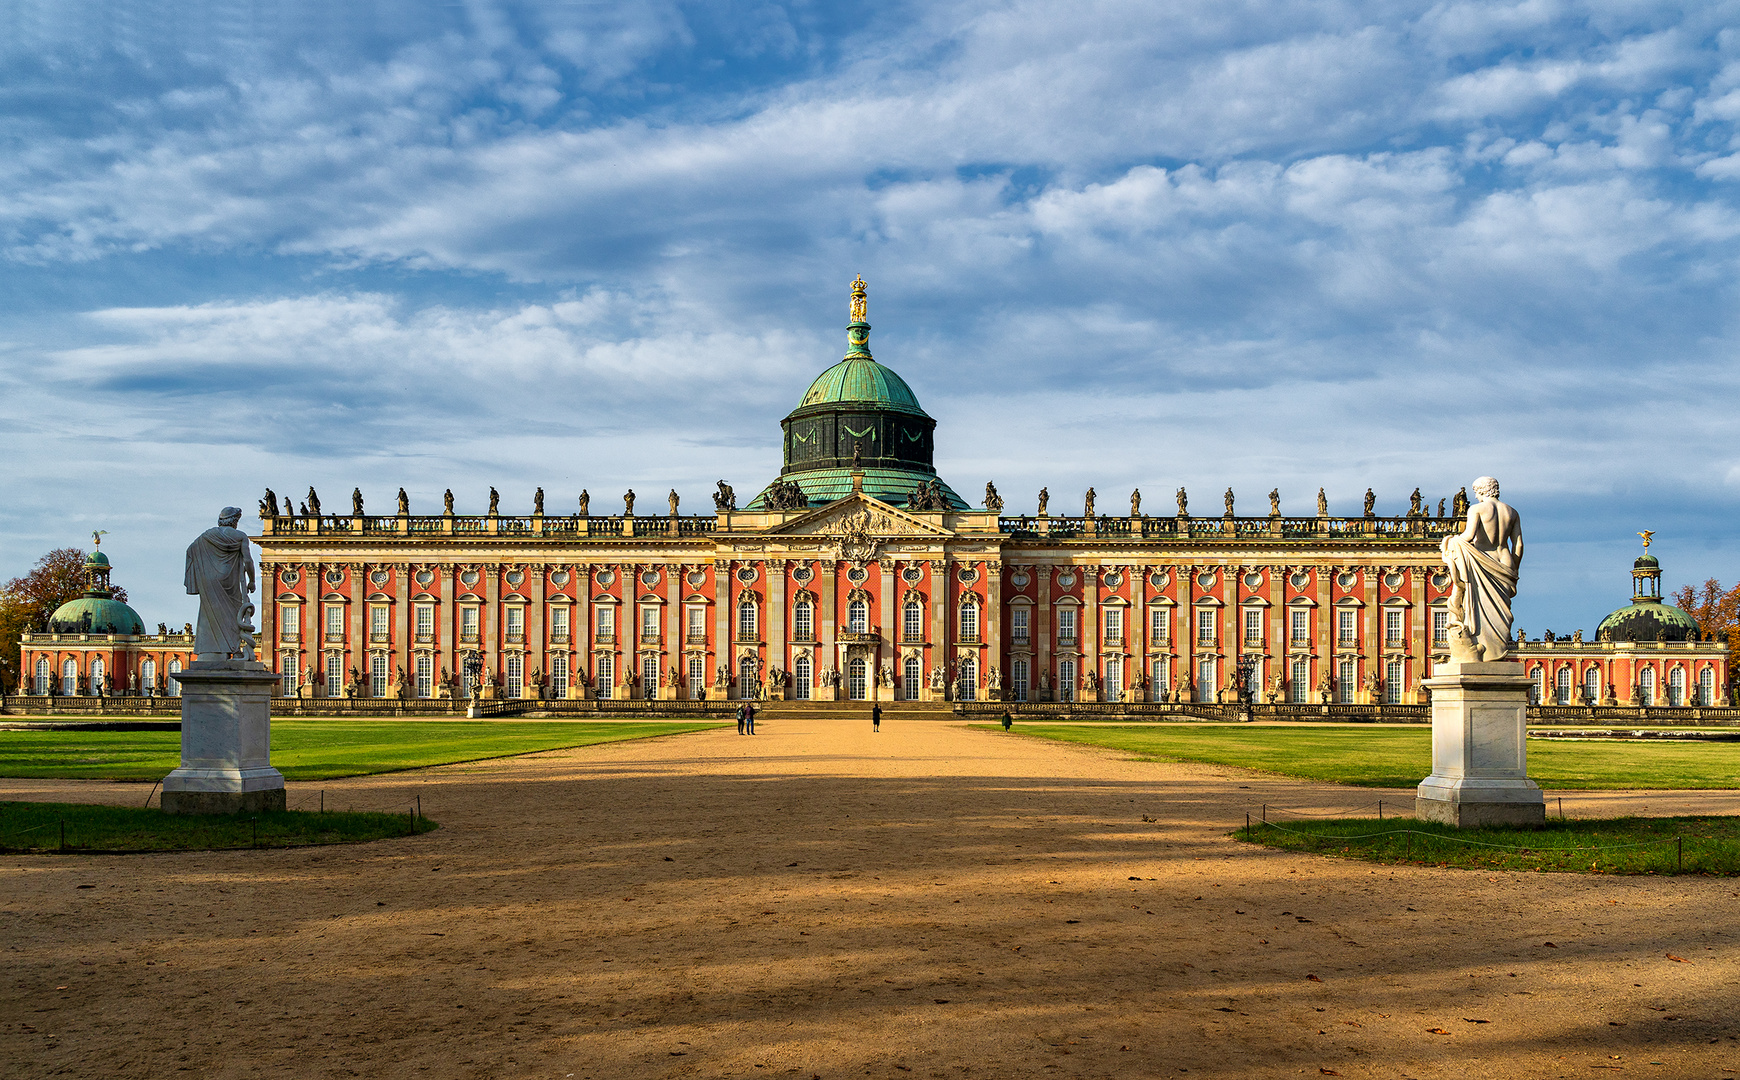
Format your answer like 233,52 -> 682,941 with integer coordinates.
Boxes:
185,507 -> 257,661
1439,477 -> 1523,663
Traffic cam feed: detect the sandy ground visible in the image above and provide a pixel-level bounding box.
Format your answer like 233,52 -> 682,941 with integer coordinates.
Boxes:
4,720 -> 1740,1080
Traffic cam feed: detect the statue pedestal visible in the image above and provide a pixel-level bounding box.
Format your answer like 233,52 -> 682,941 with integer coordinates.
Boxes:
1415,661 -> 1544,828
161,660 -> 286,815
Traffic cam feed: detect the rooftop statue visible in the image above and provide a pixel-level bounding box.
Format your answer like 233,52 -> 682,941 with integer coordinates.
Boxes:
1129,488 -> 1140,517
1176,487 -> 1188,516
1223,487 -> 1234,517
985,482 -> 1003,513
398,488 -> 409,514
489,487 -> 500,514
1083,487 -> 1095,518
668,489 -> 680,516
184,507 -> 257,661
1037,487 -> 1048,515
1363,488 -> 1375,517
306,487 -> 322,517
1269,488 -> 1280,516
578,489 -> 590,516
352,488 -> 364,516
534,487 -> 544,514
623,489 -> 635,516
1317,488 -> 1328,516
713,480 -> 736,512
261,489 -> 279,517
1440,476 -> 1524,663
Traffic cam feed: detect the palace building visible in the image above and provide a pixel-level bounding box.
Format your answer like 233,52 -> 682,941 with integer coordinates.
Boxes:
244,278 -> 1483,707
15,544 -> 196,698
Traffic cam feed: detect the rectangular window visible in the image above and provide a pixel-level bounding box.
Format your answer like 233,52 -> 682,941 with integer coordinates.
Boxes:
551,655 -> 569,699
1011,658 -> 1029,702
1290,608 -> 1309,646
689,655 -> 706,700
596,605 -> 615,638
849,600 -> 869,634
642,656 -> 660,697
416,655 -> 433,699
1011,607 -> 1029,643
1057,608 -> 1077,644
1150,608 -> 1170,644
1386,659 -> 1404,703
325,605 -> 344,637
904,602 -> 923,641
281,606 -> 299,638
1151,659 -> 1169,697
595,654 -> 615,699
550,606 -> 569,641
1196,609 -> 1216,644
737,603 -> 757,638
1337,660 -> 1356,704
506,607 -> 524,640
959,604 -> 979,641
1337,609 -> 1357,646
1384,609 -> 1404,646
793,602 -> 814,640
461,607 -> 479,640
687,605 -> 707,641
325,653 -> 343,696
506,654 -> 524,698
1290,659 -> 1310,703
370,654 -> 388,698
1243,608 -> 1262,646
1432,609 -> 1449,646
640,606 -> 658,638
280,653 -> 298,696
415,604 -> 434,637
1196,659 -> 1216,702
1103,608 -> 1123,646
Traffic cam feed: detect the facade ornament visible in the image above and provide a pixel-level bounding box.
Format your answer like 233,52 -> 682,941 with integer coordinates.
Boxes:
1363,488 -> 1375,518
1409,488 -> 1423,516
669,489 -> 680,516
488,487 -> 500,515
985,482 -> 1003,513
1317,488 -> 1328,516
904,479 -> 948,512
713,481 -> 736,512
826,509 -> 891,565
623,489 -> 635,516
1453,487 -> 1469,517
1037,487 -> 1049,515
397,488 -> 409,514
261,489 -> 279,517
443,488 -> 454,514
534,487 -> 545,514
1083,487 -> 1095,518
1130,489 -> 1141,517
1269,488 -> 1280,516
1224,488 -> 1235,518
1176,487 -> 1188,516
352,488 -> 364,516
765,478 -> 808,510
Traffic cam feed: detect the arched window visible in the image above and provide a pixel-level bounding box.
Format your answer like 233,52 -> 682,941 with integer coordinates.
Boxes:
848,657 -> 868,700
1290,659 -> 1310,703
1010,658 -> 1029,702
90,656 -> 104,695
419,655 -> 436,698
595,654 -> 615,699
507,654 -> 525,697
793,601 -> 814,641
1058,660 -> 1076,702
902,656 -> 921,700
62,659 -> 78,697
1528,666 -> 1543,705
35,656 -> 50,695
737,601 -> 757,639
1555,667 -> 1573,705
168,658 -> 181,697
1639,667 -> 1656,706
1198,659 -> 1217,703
1103,658 -> 1121,703
956,655 -> 977,701
1668,667 -> 1685,707
903,601 -> 923,641
1699,666 -> 1716,706
371,654 -> 389,697
847,599 -> 869,634
794,654 -> 812,700
959,603 -> 979,642
738,655 -> 758,698
141,659 -> 156,694
1386,659 -> 1404,704
1584,667 -> 1601,705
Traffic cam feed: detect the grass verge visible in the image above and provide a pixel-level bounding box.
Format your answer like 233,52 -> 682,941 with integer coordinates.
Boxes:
1234,814 -> 1740,875
0,800 -> 436,854
991,723 -> 1740,789
0,720 -> 726,781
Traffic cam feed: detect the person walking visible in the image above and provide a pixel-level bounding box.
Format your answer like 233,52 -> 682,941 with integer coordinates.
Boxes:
746,702 -> 757,735
1001,709 -> 1013,731
737,703 -> 746,735
872,703 -> 882,732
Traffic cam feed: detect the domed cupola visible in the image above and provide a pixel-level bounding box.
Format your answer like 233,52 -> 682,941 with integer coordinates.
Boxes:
748,277 -> 967,510
1595,531 -> 1701,643
47,537 -> 145,636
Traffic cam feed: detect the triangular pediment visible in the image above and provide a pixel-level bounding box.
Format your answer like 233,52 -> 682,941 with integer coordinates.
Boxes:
764,493 -> 954,539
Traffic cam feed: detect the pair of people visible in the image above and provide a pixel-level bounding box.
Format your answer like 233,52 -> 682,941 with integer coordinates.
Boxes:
736,702 -> 757,735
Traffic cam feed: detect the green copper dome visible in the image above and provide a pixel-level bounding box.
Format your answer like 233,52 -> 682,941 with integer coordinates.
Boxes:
796,357 -> 928,417
48,595 -> 145,636
1597,600 -> 1699,643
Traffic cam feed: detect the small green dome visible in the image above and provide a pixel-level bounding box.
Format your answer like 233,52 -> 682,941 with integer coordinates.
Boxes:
86,550 -> 110,567
1597,600 -> 1700,643
48,595 -> 145,636
797,357 -> 929,417
1634,553 -> 1660,570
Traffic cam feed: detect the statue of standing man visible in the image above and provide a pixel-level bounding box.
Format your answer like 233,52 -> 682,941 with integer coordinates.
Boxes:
185,507 -> 257,661
1439,476 -> 1523,663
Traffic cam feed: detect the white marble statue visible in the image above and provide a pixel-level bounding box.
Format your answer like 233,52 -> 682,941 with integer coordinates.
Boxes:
184,507 -> 257,661
1439,476 -> 1523,662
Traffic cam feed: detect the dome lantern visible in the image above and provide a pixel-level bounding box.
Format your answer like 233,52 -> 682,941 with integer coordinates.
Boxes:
1596,531 -> 1699,643
48,534 -> 146,636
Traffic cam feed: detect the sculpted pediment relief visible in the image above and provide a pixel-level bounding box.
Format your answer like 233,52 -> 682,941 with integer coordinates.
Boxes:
761,494 -> 952,565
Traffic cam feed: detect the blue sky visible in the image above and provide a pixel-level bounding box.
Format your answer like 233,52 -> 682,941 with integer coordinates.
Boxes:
2,0 -> 1737,632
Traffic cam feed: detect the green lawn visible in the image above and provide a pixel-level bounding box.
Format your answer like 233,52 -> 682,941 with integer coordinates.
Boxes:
994,724 -> 1740,790
0,721 -> 725,781
0,800 -> 437,853
1237,815 -> 1740,875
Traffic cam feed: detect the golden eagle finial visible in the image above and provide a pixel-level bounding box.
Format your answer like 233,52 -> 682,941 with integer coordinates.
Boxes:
850,276 -> 867,322
92,529 -> 109,549
1637,530 -> 1654,551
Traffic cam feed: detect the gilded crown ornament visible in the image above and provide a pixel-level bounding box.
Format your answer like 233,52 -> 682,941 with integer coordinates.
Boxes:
850,276 -> 868,322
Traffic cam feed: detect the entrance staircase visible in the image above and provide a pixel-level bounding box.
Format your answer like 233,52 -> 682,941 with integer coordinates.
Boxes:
753,700 -> 959,722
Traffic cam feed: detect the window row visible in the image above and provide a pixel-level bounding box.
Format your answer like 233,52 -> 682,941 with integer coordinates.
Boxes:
32,656 -> 181,696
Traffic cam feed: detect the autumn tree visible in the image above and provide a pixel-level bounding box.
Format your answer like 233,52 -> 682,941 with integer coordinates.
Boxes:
1671,577 -> 1740,656
0,548 -> 129,691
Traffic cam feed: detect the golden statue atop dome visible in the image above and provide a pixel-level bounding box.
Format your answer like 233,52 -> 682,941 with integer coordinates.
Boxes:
850,276 -> 868,322
1638,530 -> 1653,550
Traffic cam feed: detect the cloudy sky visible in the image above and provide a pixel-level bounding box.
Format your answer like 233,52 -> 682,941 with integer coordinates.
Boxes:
2,0 -> 1737,630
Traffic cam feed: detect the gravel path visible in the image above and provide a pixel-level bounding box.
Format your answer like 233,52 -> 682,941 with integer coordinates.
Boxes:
4,718 -> 1738,1079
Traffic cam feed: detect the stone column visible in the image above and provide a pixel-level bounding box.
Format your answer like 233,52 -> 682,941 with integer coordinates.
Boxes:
819,561 -> 838,701
440,562 -> 455,699
161,660 -> 286,814
348,563 -> 364,694
985,561 -> 1002,702
708,560 -> 730,701
1081,566 -> 1100,702
665,564 -> 681,700
530,564 -> 546,699
877,558 -> 896,702
1416,661 -> 1545,827
767,560 -> 786,701
1315,565 -> 1333,704
1362,565 -> 1380,704
395,562 -> 411,698
1036,564 -> 1053,702
484,564 -> 500,693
